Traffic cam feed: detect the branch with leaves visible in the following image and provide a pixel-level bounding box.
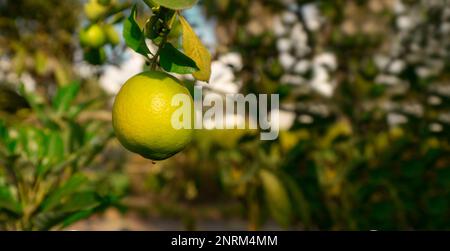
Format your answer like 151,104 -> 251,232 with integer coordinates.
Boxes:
124,0 -> 211,82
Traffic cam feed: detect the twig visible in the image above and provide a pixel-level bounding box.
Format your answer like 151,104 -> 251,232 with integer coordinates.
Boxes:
149,8 -> 177,70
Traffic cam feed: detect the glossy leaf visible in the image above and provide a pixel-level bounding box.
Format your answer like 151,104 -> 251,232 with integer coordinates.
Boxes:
123,5 -> 150,56
159,43 -> 199,74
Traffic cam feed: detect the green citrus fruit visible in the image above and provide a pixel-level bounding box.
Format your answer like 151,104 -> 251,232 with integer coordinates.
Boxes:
84,0 -> 109,22
103,24 -> 120,46
112,71 -> 193,160
80,24 -> 106,48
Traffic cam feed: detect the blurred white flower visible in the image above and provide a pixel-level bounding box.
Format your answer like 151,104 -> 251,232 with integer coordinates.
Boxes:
291,24 -> 307,45
20,73 -> 36,92
198,59 -> 240,94
397,16 -> 414,30
387,113 -> 408,125
277,38 -> 292,52
293,60 -> 310,74
388,60 -> 405,74
281,11 -> 297,25
314,53 -> 337,70
440,22 -> 450,34
273,16 -> 288,37
438,113 -> 450,124
218,52 -> 243,71
310,66 -> 335,97
427,95 -> 442,106
376,74 -> 401,85
281,74 -> 304,85
278,110 -> 296,130
0,57 -> 11,71
279,52 -> 296,70
301,4 -> 322,31
416,67 -> 433,78
374,54 -> 390,69
6,72 -> 18,84
394,0 -> 407,14
99,49 -> 145,95
429,123 -> 443,132
298,114 -> 314,124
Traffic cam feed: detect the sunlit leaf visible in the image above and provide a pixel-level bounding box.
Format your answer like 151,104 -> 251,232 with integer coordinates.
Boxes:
47,132 -> 64,163
152,0 -> 198,10
259,169 -> 292,228
60,192 -> 101,212
179,15 -> 211,82
123,5 -> 150,56
52,82 -> 80,115
41,174 -> 89,211
0,185 -> 22,215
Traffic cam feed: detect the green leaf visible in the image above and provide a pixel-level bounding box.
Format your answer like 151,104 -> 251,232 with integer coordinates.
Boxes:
179,15 -> 211,82
143,0 -> 159,8
61,209 -> 96,228
123,5 -> 150,56
32,211 -> 68,230
18,127 -> 45,162
34,50 -> 48,75
259,169 -> 292,228
0,120 -> 7,142
152,0 -> 198,10
60,192 -> 100,212
18,84 -> 54,127
0,185 -> 22,215
52,82 -> 80,115
41,174 -> 88,211
67,98 -> 99,120
159,42 -> 199,74
47,132 -> 64,162
83,47 -> 106,65
280,174 -> 311,229
66,120 -> 85,152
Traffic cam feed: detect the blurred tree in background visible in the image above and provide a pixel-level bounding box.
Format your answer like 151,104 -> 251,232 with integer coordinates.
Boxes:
0,0 -> 81,87
0,0 -> 128,230
0,0 -> 449,230
148,0 -> 450,230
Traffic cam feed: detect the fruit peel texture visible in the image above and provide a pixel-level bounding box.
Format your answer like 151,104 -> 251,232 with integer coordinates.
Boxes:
112,71 -> 193,160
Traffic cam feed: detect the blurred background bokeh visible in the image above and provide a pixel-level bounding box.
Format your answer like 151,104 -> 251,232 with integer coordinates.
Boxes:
0,0 -> 449,230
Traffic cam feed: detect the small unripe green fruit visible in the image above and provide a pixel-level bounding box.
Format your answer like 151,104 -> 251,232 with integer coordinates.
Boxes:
84,0 -> 109,21
80,24 -> 106,48
103,24 -> 120,46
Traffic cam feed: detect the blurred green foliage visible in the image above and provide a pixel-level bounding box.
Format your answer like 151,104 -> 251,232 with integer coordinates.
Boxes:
0,0 -> 82,86
142,0 -> 450,230
0,0 -> 449,230
0,83 -> 127,230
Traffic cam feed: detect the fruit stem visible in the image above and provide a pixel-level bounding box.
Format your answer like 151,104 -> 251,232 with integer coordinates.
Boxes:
150,35 -> 167,70
149,7 -> 175,70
